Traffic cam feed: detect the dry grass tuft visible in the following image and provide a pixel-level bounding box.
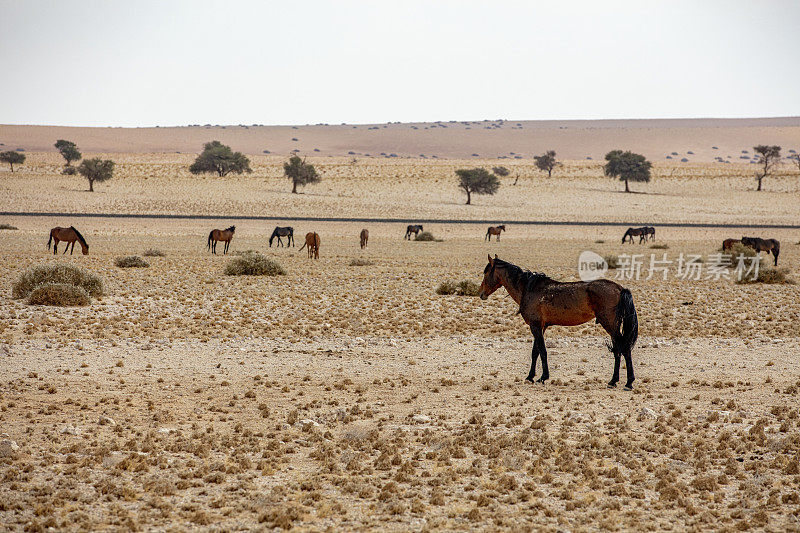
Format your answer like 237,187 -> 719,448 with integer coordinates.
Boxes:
721,243 -> 757,267
28,283 -> 90,306
143,248 -> 166,257
415,231 -> 442,242
115,256 -> 150,268
349,258 -> 374,266
650,243 -> 669,249
13,263 -> 103,299
225,253 -> 286,276
436,280 -> 480,296
0,223 -> 17,230
737,267 -> 795,285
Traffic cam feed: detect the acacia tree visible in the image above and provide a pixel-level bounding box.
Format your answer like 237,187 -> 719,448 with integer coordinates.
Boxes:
0,151 -> 25,172
533,150 -> 559,177
455,168 -> 500,205
189,141 -> 252,177
283,155 -> 320,193
78,158 -> 115,191
604,150 -> 652,193
753,145 -> 781,191
54,140 -> 81,167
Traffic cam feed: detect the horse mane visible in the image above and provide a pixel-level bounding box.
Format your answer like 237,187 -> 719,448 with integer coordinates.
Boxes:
226,225 -> 236,232
494,258 -> 550,314
70,226 -> 88,248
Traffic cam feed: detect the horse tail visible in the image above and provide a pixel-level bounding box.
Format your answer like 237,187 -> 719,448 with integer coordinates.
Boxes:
609,289 -> 638,355
298,241 -> 307,252
47,230 -> 53,250
207,230 -> 213,250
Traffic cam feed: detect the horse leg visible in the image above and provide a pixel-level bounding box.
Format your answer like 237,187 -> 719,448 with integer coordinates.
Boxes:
623,351 -> 635,391
609,352 -> 621,388
53,240 -> 58,255
63,242 -> 68,254
525,328 -> 541,382
70,241 -> 75,255
532,327 -> 549,384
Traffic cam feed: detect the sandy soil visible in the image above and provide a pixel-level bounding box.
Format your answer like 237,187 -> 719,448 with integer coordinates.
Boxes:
2,117 -> 800,160
1,218 -> 799,531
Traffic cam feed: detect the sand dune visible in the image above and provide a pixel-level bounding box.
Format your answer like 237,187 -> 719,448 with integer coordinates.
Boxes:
2,117 -> 799,160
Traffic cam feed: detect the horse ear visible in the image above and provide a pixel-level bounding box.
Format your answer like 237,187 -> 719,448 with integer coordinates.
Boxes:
494,254 -> 498,260
487,254 -> 493,264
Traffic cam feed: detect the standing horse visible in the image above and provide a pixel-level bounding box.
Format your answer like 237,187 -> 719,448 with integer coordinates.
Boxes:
622,227 -> 647,244
269,226 -> 295,247
47,226 -> 89,255
479,255 -> 639,390
207,226 -> 235,255
299,232 -> 320,259
741,237 -> 780,266
360,229 -> 369,249
722,238 -> 740,251
485,225 -> 506,242
405,225 -> 423,240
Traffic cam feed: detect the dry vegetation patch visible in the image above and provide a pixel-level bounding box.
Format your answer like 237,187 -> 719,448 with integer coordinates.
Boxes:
225,253 -> 286,276
115,255 -> 150,268
436,280 -> 481,296
12,263 -> 103,299
414,231 -> 442,242
27,283 -> 90,306
0,223 -> 17,230
143,248 -> 166,257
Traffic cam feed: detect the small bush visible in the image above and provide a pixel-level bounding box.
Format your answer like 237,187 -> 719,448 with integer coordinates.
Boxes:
415,231 -> 442,242
115,256 -> 149,268
0,223 -> 17,230
13,263 -> 103,299
349,258 -> 373,266
604,255 -> 620,269
720,243 -> 757,267
594,239 -> 605,244
61,166 -> 78,175
437,280 -> 480,296
737,268 -> 795,285
28,283 -> 90,306
225,253 -> 285,276
143,249 -> 166,257
650,243 -> 669,249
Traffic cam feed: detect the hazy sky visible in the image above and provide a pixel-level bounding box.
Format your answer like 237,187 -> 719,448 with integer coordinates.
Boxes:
1,0 -> 798,126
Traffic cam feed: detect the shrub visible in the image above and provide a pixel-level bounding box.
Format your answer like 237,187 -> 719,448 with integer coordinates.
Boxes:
115,256 -> 149,268
604,255 -> 620,269
349,258 -> 373,266
0,223 -> 17,230
28,283 -> 90,306
415,231 -> 442,242
437,280 -> 480,296
13,263 -> 103,299
61,166 -> 78,175
650,243 -> 669,249
737,268 -> 795,285
720,243 -> 756,267
225,253 -> 286,276
143,249 -> 166,257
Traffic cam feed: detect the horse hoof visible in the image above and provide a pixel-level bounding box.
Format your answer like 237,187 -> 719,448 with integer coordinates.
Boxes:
525,377 -> 535,384
607,383 -> 617,389
623,385 -> 633,391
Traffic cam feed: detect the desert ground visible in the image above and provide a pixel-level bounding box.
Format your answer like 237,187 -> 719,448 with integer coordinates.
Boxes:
1,125 -> 800,531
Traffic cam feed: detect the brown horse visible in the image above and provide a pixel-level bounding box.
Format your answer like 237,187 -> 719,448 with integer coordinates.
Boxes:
207,226 -> 235,255
741,236 -> 780,266
299,232 -> 320,259
404,225 -> 423,240
722,238 -> 740,251
47,226 -> 89,255
479,255 -> 639,390
485,225 -> 506,241
622,227 -> 648,244
360,229 -> 369,249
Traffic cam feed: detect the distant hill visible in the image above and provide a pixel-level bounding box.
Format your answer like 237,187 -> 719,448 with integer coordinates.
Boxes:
1,117 -> 798,161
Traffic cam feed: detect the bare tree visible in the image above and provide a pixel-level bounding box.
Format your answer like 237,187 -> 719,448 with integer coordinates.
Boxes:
753,145 -> 781,191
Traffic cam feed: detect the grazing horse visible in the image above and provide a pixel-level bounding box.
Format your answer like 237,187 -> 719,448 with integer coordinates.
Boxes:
47,226 -> 89,255
207,226 -> 235,255
741,236 -> 780,266
485,225 -> 506,242
269,226 -> 295,247
360,229 -> 369,249
622,227 -> 647,244
722,238 -> 740,251
299,232 -> 320,259
405,225 -> 423,240
479,255 -> 639,390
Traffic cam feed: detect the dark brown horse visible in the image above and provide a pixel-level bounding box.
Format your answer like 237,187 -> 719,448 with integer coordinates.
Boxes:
207,226 -> 235,255
741,236 -> 780,266
47,226 -> 89,255
485,225 -> 506,241
622,227 -> 647,244
299,232 -> 320,259
722,238 -> 740,251
479,255 -> 639,390
405,225 -> 423,240
269,226 -> 295,247
360,229 -> 369,249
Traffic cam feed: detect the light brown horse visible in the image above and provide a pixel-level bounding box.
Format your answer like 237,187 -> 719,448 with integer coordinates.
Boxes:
207,225 -> 235,255
360,229 -> 369,249
741,236 -> 780,266
722,238 -> 740,251
47,226 -> 89,255
479,255 -> 639,390
485,225 -> 506,241
299,232 -> 320,259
